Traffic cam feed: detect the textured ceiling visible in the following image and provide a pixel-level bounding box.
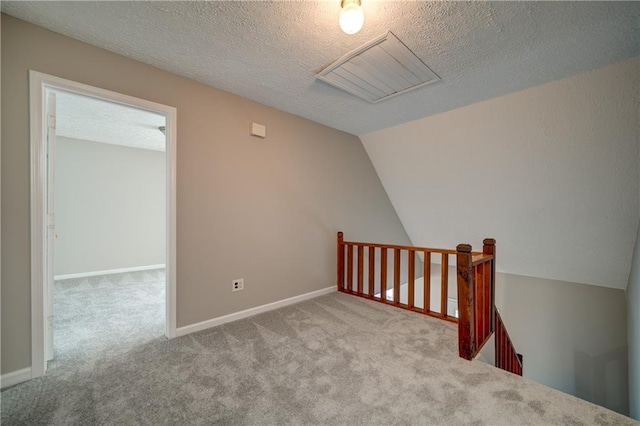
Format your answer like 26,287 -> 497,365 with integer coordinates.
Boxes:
3,1 -> 639,135
53,89 -> 166,151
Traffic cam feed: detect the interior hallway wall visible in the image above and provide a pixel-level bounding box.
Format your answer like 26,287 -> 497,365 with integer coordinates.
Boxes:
1,15 -> 411,375
54,136 -> 166,276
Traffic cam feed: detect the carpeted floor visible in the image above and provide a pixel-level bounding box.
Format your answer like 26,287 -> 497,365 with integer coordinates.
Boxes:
2,283 -> 636,425
51,269 -> 166,370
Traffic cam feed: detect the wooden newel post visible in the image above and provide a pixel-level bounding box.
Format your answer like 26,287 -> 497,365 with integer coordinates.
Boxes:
483,238 -> 496,333
456,243 -> 474,360
337,232 -> 344,291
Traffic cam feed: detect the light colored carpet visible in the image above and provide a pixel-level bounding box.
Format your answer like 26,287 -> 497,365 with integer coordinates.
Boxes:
52,269 -> 166,369
2,280 -> 636,425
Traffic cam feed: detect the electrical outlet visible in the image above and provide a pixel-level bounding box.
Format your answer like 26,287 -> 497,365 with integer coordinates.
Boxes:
232,278 -> 244,292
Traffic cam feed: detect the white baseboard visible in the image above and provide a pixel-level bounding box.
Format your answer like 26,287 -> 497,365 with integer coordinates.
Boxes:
54,264 -> 166,281
1,367 -> 32,389
176,286 -> 336,337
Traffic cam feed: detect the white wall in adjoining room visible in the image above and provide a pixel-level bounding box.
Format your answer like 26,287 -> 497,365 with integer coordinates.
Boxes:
54,136 -> 166,276
360,57 -> 639,290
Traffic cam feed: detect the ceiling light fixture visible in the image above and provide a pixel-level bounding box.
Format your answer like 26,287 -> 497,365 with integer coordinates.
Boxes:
339,0 -> 364,35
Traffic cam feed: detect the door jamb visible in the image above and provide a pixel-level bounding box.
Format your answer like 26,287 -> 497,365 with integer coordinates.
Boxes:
29,70 -> 178,379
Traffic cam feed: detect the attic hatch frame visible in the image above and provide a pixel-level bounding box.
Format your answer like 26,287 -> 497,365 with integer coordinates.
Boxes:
316,31 -> 441,103
28,70 -> 178,380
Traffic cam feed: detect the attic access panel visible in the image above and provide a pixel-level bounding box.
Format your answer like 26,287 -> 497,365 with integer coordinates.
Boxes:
316,32 -> 440,103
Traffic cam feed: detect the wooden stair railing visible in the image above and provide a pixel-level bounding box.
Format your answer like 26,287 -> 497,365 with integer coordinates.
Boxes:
337,232 -> 523,377
495,308 -> 523,375
455,240 -> 496,360
337,232 -> 466,322
456,240 -> 523,376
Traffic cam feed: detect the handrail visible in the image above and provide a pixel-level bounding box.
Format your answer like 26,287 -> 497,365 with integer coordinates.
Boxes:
472,254 -> 493,266
342,239 -> 483,256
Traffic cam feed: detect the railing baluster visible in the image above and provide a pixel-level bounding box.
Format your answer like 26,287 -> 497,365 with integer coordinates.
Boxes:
492,309 -> 522,375
504,331 -> 508,370
357,245 -> 364,295
485,262 -> 490,339
496,324 -> 499,368
393,249 -> 401,305
506,336 -> 510,371
423,251 -> 431,314
347,244 -> 353,292
337,232 -> 344,290
473,265 -> 477,338
456,244 -> 474,360
498,322 -> 503,369
503,327 -> 507,370
496,324 -> 500,369
473,265 -> 485,342
483,239 -> 496,332
380,248 -> 387,301
408,250 -> 415,308
498,329 -> 501,369
441,253 -> 448,317
368,246 -> 375,297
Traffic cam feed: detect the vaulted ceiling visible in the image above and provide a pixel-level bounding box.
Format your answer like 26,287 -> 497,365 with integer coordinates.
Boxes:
2,1 -> 638,135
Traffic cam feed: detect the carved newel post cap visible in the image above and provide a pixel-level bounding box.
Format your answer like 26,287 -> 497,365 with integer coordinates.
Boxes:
456,243 -> 472,253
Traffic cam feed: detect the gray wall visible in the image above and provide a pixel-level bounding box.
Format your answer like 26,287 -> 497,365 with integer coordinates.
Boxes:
0,15 -> 411,374
495,273 -> 629,415
54,137 -> 166,276
627,223 -> 640,419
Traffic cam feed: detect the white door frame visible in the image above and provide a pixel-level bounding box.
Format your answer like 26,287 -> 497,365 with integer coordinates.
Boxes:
29,70 -> 178,379
45,90 -> 57,362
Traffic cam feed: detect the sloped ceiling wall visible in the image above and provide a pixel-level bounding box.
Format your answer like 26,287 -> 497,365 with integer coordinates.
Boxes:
360,58 -> 640,290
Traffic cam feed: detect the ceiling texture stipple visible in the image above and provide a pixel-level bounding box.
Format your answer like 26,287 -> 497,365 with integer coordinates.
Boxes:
54,90 -> 166,151
3,1 -> 639,136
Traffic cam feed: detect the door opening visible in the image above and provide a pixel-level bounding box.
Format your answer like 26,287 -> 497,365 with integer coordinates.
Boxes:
30,71 -> 177,378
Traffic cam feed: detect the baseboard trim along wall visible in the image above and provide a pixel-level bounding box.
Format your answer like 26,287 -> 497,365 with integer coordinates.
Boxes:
1,367 -> 32,389
54,264 -> 166,281
176,286 -> 336,337
2,287 -> 335,386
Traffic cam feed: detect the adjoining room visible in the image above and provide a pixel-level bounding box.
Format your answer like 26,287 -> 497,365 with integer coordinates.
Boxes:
50,89 -> 167,367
